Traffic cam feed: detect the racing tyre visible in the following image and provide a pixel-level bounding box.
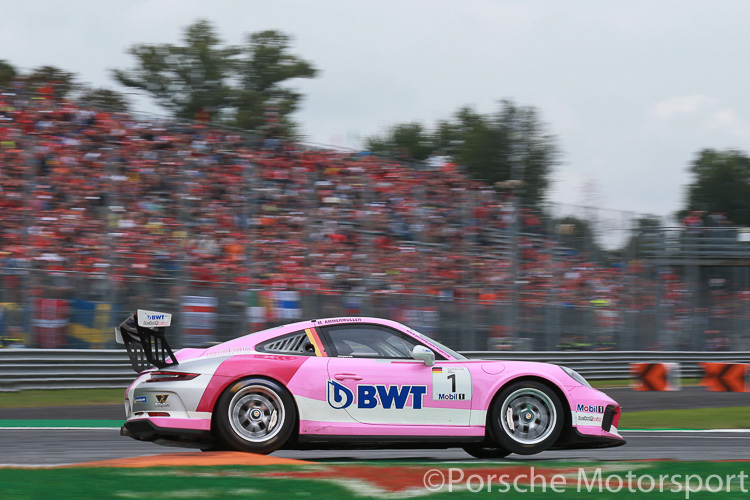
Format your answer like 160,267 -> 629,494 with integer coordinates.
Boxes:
215,377 -> 296,454
462,444 -> 510,459
488,380 -> 563,456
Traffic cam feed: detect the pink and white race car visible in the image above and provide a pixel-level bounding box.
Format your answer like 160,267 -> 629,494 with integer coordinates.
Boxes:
117,310 -> 624,458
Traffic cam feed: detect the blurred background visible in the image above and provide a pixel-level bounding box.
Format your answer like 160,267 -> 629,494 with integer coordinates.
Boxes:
3,10 -> 750,353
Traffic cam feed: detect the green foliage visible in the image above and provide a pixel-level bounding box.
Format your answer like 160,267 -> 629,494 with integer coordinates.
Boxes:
233,30 -> 318,136
684,148 -> 750,226
76,87 -> 130,112
0,59 -> 17,87
366,123 -> 434,161
622,215 -> 663,258
112,20 -> 238,121
27,65 -> 77,97
555,215 -> 599,255
112,20 -> 317,137
365,101 -> 559,206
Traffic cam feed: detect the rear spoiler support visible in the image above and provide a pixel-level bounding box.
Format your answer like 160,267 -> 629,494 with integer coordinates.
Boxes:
116,310 -> 177,373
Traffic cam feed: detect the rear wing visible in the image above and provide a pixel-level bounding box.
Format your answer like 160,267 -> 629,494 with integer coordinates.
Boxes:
115,310 -> 177,373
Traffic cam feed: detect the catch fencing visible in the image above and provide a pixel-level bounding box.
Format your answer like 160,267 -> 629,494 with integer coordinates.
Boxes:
1,349 -> 748,392
4,280 -> 750,353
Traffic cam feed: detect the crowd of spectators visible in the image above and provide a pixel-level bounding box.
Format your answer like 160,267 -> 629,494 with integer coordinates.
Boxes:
1,79 -> 745,350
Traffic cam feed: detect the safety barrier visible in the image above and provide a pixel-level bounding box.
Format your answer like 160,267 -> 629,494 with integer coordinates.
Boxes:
629,362 -> 681,391
700,362 -> 749,392
1,349 -> 750,392
0,349 -> 134,392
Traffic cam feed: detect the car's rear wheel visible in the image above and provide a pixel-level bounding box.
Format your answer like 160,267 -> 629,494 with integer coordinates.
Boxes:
462,444 -> 510,459
488,380 -> 563,455
214,377 -> 296,454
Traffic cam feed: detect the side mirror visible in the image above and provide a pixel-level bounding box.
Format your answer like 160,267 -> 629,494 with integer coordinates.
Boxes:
412,345 -> 435,367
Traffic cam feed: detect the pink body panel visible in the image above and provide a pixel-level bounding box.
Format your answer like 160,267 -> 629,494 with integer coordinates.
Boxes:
124,316 -> 623,448
566,386 -> 622,439
287,357 -> 476,435
195,355 -> 308,413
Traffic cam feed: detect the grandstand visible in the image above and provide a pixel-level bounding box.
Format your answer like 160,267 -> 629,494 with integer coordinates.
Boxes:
1,80 -> 749,352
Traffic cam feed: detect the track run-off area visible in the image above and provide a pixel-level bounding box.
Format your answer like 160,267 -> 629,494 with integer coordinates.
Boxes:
1,386 -> 749,499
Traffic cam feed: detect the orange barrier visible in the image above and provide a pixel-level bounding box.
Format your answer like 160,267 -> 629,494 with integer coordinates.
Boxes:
699,363 -> 749,392
630,362 -> 681,391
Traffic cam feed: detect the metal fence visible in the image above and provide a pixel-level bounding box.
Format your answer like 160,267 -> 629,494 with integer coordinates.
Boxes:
640,227 -> 750,263
2,349 -> 748,392
4,265 -> 750,352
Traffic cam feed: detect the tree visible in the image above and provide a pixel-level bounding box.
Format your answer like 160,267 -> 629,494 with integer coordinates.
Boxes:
0,60 -> 16,87
27,65 -> 77,97
112,20 -> 238,121
555,216 -> 600,257
112,20 -> 317,135
365,100 -> 559,206
76,86 -> 130,112
366,123 -> 434,161
622,215 -> 663,259
683,149 -> 750,226
233,30 -> 318,135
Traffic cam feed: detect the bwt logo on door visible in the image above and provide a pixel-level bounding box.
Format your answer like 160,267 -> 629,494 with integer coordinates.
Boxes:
327,380 -> 427,410
327,380 -> 354,409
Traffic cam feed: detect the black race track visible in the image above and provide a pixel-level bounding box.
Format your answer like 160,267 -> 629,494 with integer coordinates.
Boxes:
1,386 -> 748,466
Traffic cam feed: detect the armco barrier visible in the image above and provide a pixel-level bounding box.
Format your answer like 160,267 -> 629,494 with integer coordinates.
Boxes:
0,349 -> 134,392
1,350 -> 750,392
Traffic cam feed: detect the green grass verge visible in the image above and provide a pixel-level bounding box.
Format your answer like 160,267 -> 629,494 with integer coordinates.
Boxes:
1,383 -> 736,432
0,388 -> 123,408
621,406 -> 750,430
1,462 -> 750,499
2,406 -> 746,430
591,378 -> 700,389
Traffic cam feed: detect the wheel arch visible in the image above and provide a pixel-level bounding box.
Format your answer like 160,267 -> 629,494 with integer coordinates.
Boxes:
209,374 -> 301,438
484,375 -> 572,444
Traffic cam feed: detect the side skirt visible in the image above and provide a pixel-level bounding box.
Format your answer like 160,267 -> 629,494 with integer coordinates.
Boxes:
289,435 -> 484,450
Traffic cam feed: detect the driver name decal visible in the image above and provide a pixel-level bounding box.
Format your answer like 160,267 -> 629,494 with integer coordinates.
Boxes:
316,317 -> 363,325
327,380 -> 426,410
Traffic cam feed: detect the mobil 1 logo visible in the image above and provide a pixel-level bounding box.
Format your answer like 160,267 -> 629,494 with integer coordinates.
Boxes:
432,365 -> 472,401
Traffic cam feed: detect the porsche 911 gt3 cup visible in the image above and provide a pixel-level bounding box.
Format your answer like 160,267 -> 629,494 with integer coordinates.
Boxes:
117,310 -> 625,457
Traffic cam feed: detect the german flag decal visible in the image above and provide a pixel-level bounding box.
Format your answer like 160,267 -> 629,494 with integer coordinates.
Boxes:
432,367 -> 442,373
305,329 -> 327,357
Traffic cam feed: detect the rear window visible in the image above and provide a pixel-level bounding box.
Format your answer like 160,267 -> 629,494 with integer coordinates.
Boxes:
257,330 -> 317,356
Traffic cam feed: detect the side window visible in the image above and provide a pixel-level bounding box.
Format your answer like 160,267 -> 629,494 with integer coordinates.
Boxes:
257,330 -> 317,356
320,324 -> 428,359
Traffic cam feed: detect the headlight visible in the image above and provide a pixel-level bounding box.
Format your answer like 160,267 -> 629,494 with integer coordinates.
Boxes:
560,366 -> 592,388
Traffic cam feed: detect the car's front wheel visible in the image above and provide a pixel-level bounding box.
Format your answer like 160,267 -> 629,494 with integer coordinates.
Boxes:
487,380 -> 563,455
214,377 -> 296,454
